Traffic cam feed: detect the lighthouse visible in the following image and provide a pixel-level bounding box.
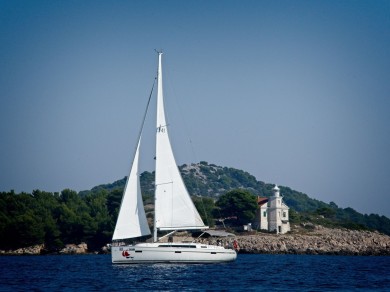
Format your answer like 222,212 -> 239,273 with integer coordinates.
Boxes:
268,185 -> 290,234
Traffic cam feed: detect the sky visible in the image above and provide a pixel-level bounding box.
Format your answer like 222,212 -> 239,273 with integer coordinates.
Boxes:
1,0 -> 389,217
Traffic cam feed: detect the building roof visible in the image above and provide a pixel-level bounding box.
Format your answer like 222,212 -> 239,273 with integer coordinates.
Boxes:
257,197 -> 269,206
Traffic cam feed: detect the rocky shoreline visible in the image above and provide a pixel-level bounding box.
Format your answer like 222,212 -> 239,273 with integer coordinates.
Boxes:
1,225 -> 390,256
236,225 -> 390,256
0,243 -> 91,256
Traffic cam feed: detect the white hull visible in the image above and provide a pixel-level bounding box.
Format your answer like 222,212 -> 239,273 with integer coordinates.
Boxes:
111,242 -> 237,264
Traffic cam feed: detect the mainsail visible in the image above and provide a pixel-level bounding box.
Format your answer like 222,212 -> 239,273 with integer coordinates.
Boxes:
154,52 -> 207,233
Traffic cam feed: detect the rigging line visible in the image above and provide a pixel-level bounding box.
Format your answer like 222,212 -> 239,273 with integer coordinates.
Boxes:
136,76 -> 156,149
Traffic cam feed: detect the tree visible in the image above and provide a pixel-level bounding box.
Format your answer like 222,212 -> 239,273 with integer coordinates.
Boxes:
84,190 -> 113,249
315,207 -> 336,218
32,190 -> 62,249
216,189 -> 258,225
289,208 -> 300,224
107,189 -> 123,219
192,196 -> 216,227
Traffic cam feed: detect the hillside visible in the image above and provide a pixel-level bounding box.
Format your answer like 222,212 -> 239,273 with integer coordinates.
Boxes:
2,161 -> 390,252
84,161 -> 390,236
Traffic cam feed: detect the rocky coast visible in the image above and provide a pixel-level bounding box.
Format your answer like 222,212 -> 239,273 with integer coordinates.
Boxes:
1,225 -> 390,256
0,243 -> 89,256
236,225 -> 390,256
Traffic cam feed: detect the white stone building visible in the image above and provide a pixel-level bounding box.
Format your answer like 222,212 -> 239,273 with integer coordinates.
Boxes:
254,185 -> 290,234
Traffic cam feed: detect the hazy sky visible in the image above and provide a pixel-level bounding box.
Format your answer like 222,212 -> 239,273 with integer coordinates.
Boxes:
1,1 -> 389,217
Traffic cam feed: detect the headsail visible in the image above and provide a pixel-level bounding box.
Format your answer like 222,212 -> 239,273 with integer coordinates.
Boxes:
112,138 -> 151,240
112,78 -> 155,241
154,52 -> 207,234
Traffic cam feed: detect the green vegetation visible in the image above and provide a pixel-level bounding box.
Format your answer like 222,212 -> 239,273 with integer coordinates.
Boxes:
215,190 -> 258,225
0,189 -> 116,251
1,161 -> 389,251
192,196 -> 215,227
280,186 -> 390,235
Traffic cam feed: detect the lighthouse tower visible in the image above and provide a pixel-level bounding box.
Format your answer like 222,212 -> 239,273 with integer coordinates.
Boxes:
268,185 -> 290,234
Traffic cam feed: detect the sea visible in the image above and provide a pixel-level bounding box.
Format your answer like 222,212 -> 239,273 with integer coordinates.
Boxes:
0,254 -> 389,291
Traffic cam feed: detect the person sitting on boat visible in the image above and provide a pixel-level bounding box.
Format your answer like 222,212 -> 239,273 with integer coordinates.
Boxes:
233,240 -> 239,251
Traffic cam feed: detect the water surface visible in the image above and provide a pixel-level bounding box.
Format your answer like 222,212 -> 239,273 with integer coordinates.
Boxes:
0,254 -> 389,291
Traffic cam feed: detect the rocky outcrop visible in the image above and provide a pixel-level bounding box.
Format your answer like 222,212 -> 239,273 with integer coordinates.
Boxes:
0,244 -> 44,255
0,242 -> 89,255
59,243 -> 88,254
100,244 -> 111,254
236,225 -> 390,255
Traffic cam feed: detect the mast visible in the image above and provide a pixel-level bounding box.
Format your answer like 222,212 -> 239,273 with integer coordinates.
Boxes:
153,51 -> 163,242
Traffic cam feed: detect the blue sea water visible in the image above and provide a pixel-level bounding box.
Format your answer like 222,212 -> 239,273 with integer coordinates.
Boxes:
0,254 -> 389,291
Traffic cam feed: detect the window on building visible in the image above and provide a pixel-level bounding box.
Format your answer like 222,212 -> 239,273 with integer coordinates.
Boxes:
283,211 -> 286,218
263,211 -> 267,217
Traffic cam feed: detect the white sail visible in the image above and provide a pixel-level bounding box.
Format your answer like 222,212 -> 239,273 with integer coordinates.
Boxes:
112,138 -> 151,240
154,52 -> 207,232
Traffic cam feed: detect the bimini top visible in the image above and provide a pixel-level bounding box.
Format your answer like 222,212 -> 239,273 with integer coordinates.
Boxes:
204,230 -> 235,237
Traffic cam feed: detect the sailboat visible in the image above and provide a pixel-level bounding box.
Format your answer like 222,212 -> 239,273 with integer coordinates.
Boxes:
111,52 -> 237,264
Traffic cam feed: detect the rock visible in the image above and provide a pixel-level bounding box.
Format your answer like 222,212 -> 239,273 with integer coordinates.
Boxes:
100,244 -> 111,254
0,244 -> 44,255
236,226 -> 390,256
59,242 -> 88,254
